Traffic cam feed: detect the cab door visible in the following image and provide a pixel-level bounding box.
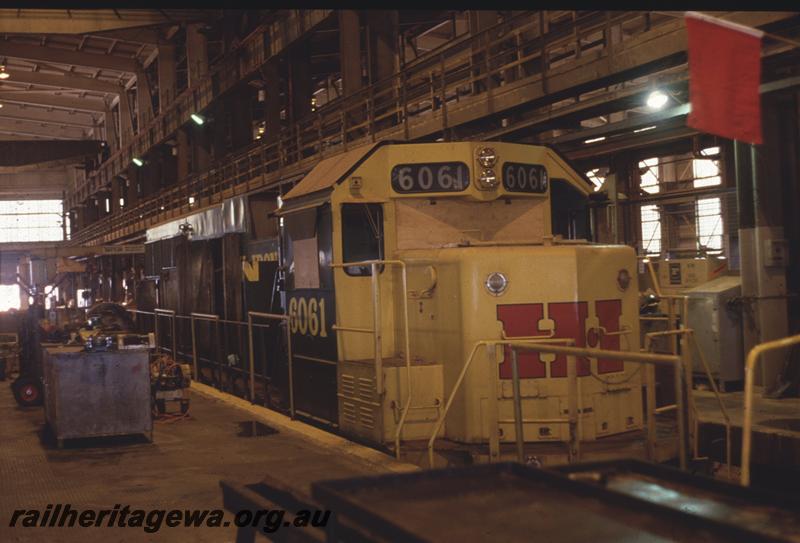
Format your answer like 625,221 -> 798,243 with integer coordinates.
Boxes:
283,204 -> 338,425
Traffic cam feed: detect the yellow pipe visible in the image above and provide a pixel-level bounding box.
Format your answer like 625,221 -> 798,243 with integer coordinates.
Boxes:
741,334 -> 800,486
332,259 -> 412,460
426,337 -> 573,468
688,330 -> 732,478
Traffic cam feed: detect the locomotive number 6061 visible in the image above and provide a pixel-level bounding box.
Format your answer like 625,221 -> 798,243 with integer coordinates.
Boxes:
288,296 -> 328,337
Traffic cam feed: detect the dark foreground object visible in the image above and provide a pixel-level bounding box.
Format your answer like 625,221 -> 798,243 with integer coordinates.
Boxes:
221,459 -> 800,542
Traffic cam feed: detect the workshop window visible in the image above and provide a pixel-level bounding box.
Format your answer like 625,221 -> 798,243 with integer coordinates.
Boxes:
692,147 -> 722,188
585,168 -> 606,192
638,158 -> 662,255
0,284 -> 20,311
696,197 -> 723,252
0,200 -> 64,242
693,147 -> 723,253
342,204 -> 384,276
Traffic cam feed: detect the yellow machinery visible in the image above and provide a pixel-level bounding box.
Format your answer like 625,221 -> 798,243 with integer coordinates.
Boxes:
279,141 -> 642,453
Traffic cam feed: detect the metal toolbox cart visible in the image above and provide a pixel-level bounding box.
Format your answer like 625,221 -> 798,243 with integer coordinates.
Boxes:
43,347 -> 152,447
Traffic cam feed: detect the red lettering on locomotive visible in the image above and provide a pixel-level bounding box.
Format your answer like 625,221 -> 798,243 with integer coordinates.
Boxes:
497,300 -> 624,379
496,304 -> 548,379
595,299 -> 625,374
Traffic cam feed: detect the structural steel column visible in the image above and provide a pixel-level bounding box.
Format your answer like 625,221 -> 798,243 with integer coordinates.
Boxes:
176,127 -> 190,180
469,10 -> 498,94
125,173 -> 139,208
186,23 -> 209,88
746,97 -> 791,389
157,42 -> 177,111
230,84 -> 254,149
366,10 -> 398,85
119,91 -> 134,147
104,105 -> 118,153
339,10 -> 363,96
193,125 -> 211,173
288,44 -> 312,122
136,70 -> 154,130
262,60 -> 282,143
111,176 -> 122,214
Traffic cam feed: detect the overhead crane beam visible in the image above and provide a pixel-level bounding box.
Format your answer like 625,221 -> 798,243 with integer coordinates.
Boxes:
2,69 -> 122,94
0,9 -> 214,35
0,104 -> 98,128
0,41 -> 139,73
0,119 -> 86,140
0,241 -> 144,257
0,91 -> 107,113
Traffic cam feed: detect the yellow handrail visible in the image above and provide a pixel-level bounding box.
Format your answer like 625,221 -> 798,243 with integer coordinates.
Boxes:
741,334 -> 800,486
426,339 -> 687,469
331,259 -> 411,459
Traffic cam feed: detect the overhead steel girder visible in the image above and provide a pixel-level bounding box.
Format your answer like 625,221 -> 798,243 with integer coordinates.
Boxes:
549,74 -> 800,148
88,28 -> 163,45
0,101 -> 97,126
0,9 -> 214,35
550,104 -> 691,145
0,241 -> 144,257
0,109 -> 97,129
0,91 -> 106,112
2,69 -> 122,94
0,42 -> 139,73
0,119 -> 86,140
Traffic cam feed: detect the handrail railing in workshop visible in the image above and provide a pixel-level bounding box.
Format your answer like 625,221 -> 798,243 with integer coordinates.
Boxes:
153,308 -> 177,358
190,312 -> 220,389
427,340 -> 687,470
741,334 -> 800,487
69,10 -> 332,207
330,259 -> 412,459
70,12 -> 668,246
247,311 -> 293,418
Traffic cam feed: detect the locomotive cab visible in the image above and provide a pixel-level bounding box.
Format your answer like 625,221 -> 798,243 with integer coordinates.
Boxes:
279,141 -> 643,456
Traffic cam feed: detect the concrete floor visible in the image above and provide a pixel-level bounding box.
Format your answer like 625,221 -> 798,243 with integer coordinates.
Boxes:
0,381 -> 413,542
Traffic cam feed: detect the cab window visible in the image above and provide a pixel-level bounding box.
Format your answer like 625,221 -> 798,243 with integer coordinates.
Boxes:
342,203 -> 383,276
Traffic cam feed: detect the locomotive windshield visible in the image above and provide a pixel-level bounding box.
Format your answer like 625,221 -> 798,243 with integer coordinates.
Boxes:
341,203 -> 384,276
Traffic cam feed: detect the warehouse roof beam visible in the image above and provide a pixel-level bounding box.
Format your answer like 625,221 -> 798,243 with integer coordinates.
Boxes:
0,9 -> 216,35
0,41 -> 139,72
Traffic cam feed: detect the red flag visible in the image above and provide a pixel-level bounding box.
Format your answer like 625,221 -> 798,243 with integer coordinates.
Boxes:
685,12 -> 763,144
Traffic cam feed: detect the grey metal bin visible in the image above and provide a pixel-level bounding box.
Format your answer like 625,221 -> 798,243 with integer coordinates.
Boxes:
686,275 -> 744,390
43,347 -> 152,447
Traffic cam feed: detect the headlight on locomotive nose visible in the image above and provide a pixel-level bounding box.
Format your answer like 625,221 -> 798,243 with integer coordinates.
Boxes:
476,169 -> 498,190
477,147 -> 497,168
485,272 -> 508,296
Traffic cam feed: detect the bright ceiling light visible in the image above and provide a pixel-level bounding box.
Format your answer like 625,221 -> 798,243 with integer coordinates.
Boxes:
132,157 -> 144,167
0,66 -> 9,80
190,113 -> 205,126
634,125 -> 657,133
646,90 -> 668,110
584,136 -> 606,144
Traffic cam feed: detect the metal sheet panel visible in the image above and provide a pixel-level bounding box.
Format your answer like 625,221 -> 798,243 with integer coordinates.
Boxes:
145,196 -> 249,242
687,275 -> 744,384
43,348 -> 152,441
283,142 -> 382,202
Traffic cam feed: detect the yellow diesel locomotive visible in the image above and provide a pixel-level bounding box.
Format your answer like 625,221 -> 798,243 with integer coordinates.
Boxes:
277,141 -> 642,459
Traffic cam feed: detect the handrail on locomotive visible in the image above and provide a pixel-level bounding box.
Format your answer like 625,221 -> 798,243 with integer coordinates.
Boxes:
330,259 -> 412,459
427,339 -> 689,470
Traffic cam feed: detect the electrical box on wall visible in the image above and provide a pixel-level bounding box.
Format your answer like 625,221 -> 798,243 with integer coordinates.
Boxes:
655,257 -> 728,292
763,239 -> 788,267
